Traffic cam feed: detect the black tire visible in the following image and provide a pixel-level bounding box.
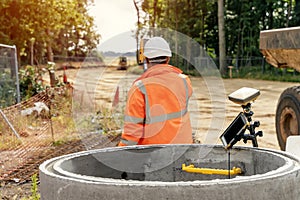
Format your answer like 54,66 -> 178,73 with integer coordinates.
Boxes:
276,86 -> 300,150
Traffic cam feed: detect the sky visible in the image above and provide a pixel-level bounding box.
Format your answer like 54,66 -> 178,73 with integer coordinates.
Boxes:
88,0 -> 138,52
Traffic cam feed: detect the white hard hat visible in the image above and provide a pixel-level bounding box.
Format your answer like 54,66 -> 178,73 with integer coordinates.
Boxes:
143,37 -> 172,59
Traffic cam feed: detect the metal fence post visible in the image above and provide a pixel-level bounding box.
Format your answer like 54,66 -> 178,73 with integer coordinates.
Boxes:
0,109 -> 21,139
13,45 -> 21,103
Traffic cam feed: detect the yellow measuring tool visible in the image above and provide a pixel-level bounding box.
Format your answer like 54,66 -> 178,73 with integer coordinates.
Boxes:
182,164 -> 242,176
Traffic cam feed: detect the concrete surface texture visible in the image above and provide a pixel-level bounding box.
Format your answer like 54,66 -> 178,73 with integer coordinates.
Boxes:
286,135 -> 300,158
40,144 -> 300,200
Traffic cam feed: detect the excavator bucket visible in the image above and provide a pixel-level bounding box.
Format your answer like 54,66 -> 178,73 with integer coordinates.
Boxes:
259,26 -> 300,71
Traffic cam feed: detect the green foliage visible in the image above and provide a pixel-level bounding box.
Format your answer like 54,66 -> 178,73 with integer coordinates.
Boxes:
20,174 -> 40,200
19,62 -> 66,100
30,174 -> 40,200
19,66 -> 45,100
127,65 -> 144,75
89,49 -> 104,62
0,0 -> 100,65
90,107 -> 121,135
19,62 -> 70,100
50,89 -> 76,137
0,135 -> 22,150
230,65 -> 300,82
75,107 -> 122,136
52,140 -> 65,146
0,72 -> 16,108
138,0 -> 298,70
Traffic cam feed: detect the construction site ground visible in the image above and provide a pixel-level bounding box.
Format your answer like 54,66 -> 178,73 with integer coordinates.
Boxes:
0,62 -> 298,199
62,64 -> 296,150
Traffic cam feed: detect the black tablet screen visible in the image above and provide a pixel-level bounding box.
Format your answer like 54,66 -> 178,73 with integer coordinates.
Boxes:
220,112 -> 247,148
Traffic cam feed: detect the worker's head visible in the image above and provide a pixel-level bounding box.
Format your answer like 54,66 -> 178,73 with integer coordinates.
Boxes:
144,37 -> 172,65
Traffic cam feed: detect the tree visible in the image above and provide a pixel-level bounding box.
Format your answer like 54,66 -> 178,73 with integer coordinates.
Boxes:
133,0 -> 144,63
54,0 -> 100,57
138,0 -> 298,73
0,0 -> 100,65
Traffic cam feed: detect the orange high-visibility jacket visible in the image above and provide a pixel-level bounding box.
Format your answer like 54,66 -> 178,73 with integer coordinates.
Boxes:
119,64 -> 193,146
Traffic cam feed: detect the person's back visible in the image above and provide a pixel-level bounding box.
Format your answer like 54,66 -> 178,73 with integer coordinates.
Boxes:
119,37 -> 193,146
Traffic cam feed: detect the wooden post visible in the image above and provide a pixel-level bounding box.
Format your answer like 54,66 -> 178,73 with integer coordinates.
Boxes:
228,66 -> 234,78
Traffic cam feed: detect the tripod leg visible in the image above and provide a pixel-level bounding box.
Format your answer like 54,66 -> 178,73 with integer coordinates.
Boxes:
252,137 -> 258,147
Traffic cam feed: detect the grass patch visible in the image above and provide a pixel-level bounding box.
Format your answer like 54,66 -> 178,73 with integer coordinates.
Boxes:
52,139 -> 66,146
21,174 -> 40,200
0,136 -> 22,150
0,86 -> 77,150
127,65 -> 144,75
75,106 -> 122,136
227,65 -> 300,82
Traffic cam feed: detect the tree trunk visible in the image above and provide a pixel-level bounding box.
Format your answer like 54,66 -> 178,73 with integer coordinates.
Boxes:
30,38 -> 34,66
133,0 -> 141,64
218,0 -> 226,76
46,28 -> 54,62
153,0 -> 158,27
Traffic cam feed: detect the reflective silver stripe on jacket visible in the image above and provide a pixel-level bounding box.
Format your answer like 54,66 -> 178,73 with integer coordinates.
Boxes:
125,75 -> 190,125
135,80 -> 151,124
179,73 -> 189,110
120,138 -> 138,145
124,115 -> 144,124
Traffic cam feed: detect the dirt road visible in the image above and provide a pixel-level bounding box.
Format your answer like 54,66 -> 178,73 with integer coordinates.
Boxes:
59,66 -> 297,150
190,77 -> 296,150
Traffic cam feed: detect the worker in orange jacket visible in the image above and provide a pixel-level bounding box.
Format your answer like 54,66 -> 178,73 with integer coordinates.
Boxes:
118,37 -> 193,146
